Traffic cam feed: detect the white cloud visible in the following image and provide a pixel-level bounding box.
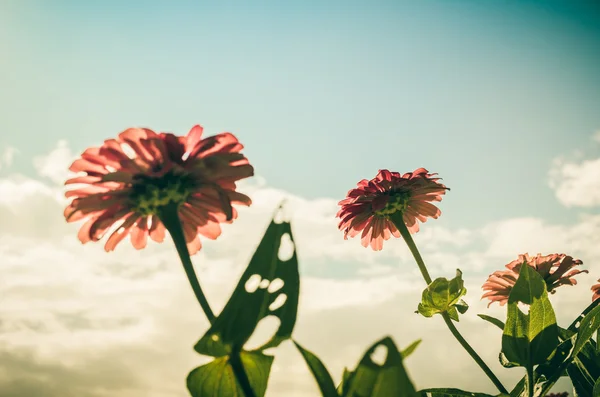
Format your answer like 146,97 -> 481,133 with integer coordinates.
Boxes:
549,155 -> 600,208
33,140 -> 75,184
0,142 -> 591,395
592,130 -> 600,143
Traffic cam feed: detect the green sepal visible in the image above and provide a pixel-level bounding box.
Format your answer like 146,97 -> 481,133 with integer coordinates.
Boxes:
417,269 -> 468,322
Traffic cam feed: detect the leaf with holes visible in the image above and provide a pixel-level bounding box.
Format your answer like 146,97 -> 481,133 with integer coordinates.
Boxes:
501,264 -> 558,368
341,336 -> 418,397
195,213 -> 299,356
295,338 -> 422,397
187,210 -> 300,397
417,269 -> 468,322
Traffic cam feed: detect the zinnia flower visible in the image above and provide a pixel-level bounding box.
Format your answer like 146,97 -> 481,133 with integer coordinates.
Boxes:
592,279 -> 600,302
336,168 -> 449,250
64,125 -> 253,254
482,253 -> 587,307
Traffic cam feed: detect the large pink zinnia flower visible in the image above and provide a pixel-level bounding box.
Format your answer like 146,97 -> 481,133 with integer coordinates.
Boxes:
336,168 -> 449,251
482,253 -> 587,307
64,125 -> 253,254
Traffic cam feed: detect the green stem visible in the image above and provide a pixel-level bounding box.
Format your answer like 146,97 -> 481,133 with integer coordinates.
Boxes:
159,205 -> 215,323
158,204 -> 256,397
230,349 -> 257,397
391,214 -> 432,284
441,312 -> 508,394
526,365 -> 534,397
391,214 -> 508,395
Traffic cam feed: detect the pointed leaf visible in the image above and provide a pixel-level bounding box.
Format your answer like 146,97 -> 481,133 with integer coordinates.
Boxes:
293,341 -> 339,397
501,264 -> 558,367
341,336 -> 418,397
478,314 -> 505,331
187,351 -> 273,397
401,339 -> 422,359
187,210 -> 300,396
574,303 -> 600,355
195,214 -> 300,357
337,368 -> 352,395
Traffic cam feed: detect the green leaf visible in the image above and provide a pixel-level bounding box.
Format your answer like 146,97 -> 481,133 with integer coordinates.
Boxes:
401,339 -> 422,359
498,352 -> 520,368
501,264 -> 559,368
341,336 -> 418,397
418,388 -> 500,397
335,339 -> 421,396
195,215 -> 300,356
568,322 -> 600,396
187,211 -> 300,396
593,377 -> 600,397
561,325 -> 600,396
456,299 -> 469,314
509,301 -> 600,396
187,351 -> 273,397
574,303 -> 600,355
337,368 -> 352,395
417,269 -> 468,322
478,314 -> 505,331
293,341 -> 339,397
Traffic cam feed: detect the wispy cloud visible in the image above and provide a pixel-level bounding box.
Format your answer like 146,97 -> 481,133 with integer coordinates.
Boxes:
549,134 -> 600,208
0,146 -> 17,171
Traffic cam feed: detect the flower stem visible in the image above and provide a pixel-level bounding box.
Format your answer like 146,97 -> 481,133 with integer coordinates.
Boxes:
441,312 -> 508,394
159,204 -> 256,397
230,349 -> 257,397
159,205 -> 215,323
391,215 -> 508,394
391,215 -> 432,285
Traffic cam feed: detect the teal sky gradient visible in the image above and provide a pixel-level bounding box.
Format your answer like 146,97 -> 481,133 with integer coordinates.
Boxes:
2,0 -> 600,229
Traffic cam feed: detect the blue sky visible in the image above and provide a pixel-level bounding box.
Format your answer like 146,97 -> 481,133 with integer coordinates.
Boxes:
1,2 -> 600,394
2,0 -> 599,230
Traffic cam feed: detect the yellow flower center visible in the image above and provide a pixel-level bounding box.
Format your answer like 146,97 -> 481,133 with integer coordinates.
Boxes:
129,172 -> 193,216
374,192 -> 410,217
